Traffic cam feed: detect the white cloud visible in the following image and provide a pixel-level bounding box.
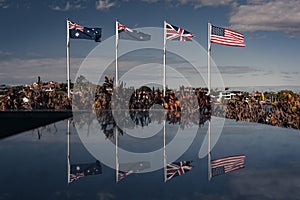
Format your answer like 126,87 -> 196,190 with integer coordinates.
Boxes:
0,50 -> 13,56
95,0 -> 116,10
174,0 -> 236,8
229,0 -> 300,36
49,0 -> 86,11
0,0 -> 31,9
124,0 -> 236,8
0,0 -> 9,8
141,0 -> 160,3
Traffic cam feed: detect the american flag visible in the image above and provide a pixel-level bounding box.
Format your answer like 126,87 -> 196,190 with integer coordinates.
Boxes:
166,161 -> 193,181
165,22 -> 194,41
211,154 -> 245,177
210,25 -> 245,47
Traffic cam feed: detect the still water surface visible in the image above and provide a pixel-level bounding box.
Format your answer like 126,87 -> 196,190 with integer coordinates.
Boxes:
0,116 -> 300,200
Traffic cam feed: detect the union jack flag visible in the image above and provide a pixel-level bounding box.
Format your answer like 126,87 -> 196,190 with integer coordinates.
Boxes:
165,22 -> 194,41
166,160 -> 193,181
211,154 -> 245,177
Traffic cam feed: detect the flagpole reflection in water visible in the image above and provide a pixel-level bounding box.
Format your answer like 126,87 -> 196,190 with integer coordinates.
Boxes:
163,119 -> 167,182
207,119 -> 246,180
208,120 -> 212,181
115,126 -> 119,183
67,119 -> 71,184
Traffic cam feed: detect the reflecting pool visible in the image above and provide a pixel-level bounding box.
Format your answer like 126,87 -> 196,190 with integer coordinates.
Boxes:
0,112 -> 300,199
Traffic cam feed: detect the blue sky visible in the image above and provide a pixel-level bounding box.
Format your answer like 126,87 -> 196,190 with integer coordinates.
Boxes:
0,0 -> 299,88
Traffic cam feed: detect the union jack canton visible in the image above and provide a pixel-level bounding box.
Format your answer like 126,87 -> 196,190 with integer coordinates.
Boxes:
165,22 -> 194,41
117,22 -> 133,33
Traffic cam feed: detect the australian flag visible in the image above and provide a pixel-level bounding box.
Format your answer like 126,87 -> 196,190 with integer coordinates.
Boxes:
117,21 -> 151,41
166,160 -> 193,181
69,21 -> 102,42
117,161 -> 151,182
69,160 -> 102,183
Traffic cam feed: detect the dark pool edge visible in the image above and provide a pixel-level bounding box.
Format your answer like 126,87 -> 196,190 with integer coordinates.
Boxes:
0,110 -> 73,139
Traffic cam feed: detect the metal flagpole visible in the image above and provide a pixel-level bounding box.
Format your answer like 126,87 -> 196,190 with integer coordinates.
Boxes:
163,20 -> 167,97
66,19 -> 71,98
207,22 -> 212,180
163,119 -> 167,182
208,120 -> 212,181
115,20 -> 119,87
207,22 -> 211,95
115,127 -> 119,183
67,119 -> 71,184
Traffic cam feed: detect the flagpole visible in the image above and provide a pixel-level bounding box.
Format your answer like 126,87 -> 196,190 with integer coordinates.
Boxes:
207,22 -> 211,95
115,20 -> 119,181
66,19 -> 71,98
115,126 -> 119,183
163,20 -> 167,97
208,120 -> 212,181
67,119 -> 71,184
115,20 -> 119,87
163,119 -> 167,182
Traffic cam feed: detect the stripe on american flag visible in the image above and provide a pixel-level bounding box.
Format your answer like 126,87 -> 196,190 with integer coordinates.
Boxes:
211,154 -> 245,175
211,25 -> 245,47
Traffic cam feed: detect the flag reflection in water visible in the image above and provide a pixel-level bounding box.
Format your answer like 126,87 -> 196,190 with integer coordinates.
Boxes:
211,154 -> 245,178
166,161 -> 193,181
70,160 -> 102,183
